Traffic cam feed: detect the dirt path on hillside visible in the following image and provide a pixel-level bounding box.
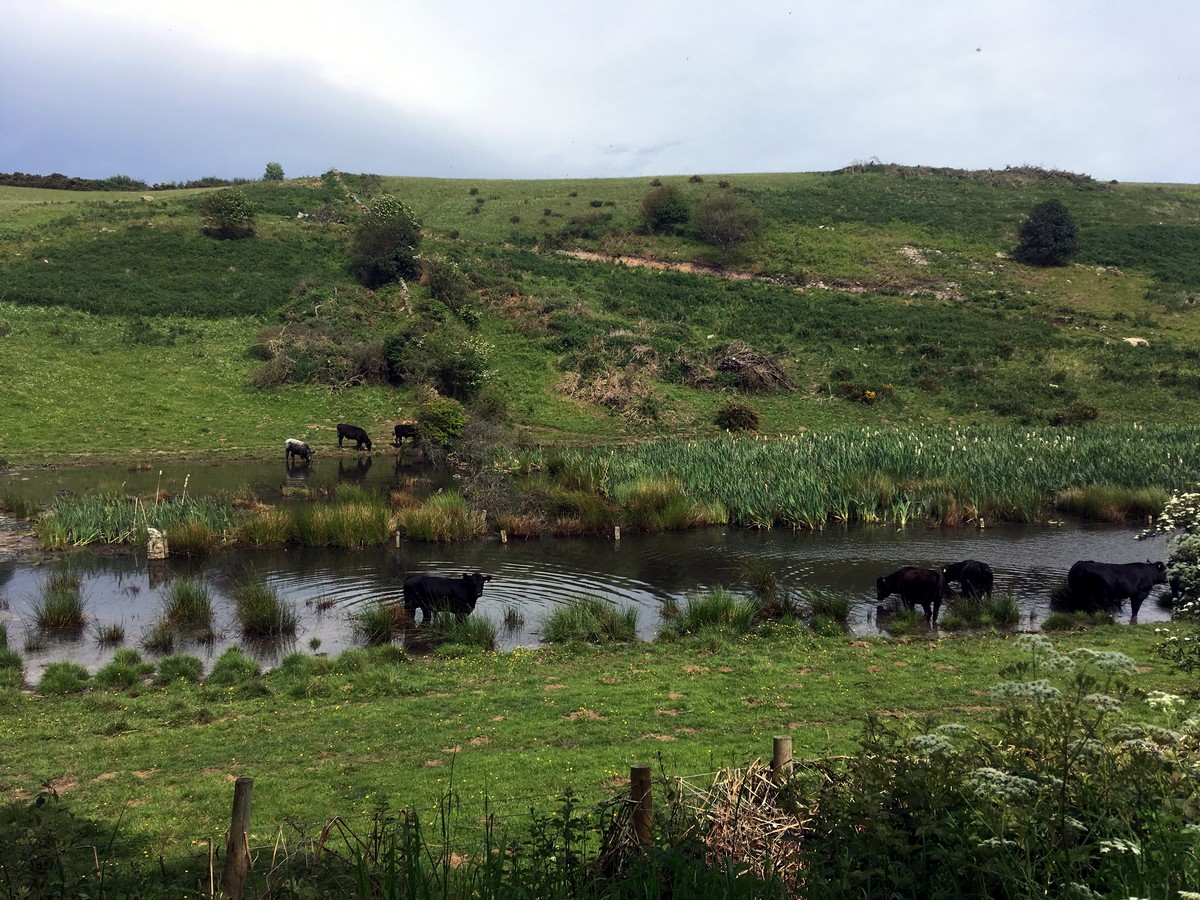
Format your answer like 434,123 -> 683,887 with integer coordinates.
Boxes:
556,250 -> 965,300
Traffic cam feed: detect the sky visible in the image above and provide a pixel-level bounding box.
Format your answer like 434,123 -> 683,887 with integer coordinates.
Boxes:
3,0 -> 1197,185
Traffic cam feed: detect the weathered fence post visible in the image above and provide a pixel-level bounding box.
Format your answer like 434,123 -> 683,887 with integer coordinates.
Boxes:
630,764 -> 652,848
772,735 -> 793,777
222,776 -> 254,900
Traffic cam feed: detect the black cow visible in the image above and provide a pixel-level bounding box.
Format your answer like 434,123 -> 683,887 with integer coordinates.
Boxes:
394,422 -> 419,447
403,572 -> 492,623
285,438 -> 312,463
942,559 -> 994,599
1066,560 -> 1168,621
877,567 -> 945,624
337,423 -> 372,452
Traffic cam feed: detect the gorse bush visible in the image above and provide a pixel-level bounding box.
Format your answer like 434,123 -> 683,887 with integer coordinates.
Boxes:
714,399 -> 760,432
639,184 -> 690,233
1014,198 -> 1078,266
199,188 -> 255,239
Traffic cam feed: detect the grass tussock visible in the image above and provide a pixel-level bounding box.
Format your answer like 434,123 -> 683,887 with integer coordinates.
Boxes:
230,572 -> 297,639
658,589 -> 758,639
353,601 -> 407,646
416,612 -> 497,654
161,577 -> 214,629
940,592 -> 1023,631
31,572 -> 86,632
164,519 -> 219,557
541,596 -> 639,644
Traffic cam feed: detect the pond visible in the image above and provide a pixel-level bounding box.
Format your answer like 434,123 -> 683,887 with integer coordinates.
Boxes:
0,459 -> 1174,681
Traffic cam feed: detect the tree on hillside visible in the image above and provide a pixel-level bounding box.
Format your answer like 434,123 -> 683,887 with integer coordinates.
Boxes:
350,196 -> 422,288
694,193 -> 761,258
639,184 -> 690,234
1014,199 -> 1078,266
263,161 -> 285,181
199,188 -> 255,239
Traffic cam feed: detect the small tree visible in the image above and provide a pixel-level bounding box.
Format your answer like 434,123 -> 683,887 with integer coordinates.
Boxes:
200,188 -> 255,239
262,161 -> 285,181
639,184 -> 690,234
350,196 -> 422,288
1014,199 -> 1078,266
694,194 -> 761,258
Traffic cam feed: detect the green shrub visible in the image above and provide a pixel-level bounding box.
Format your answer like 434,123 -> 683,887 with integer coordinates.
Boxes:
351,196 -> 422,287
693,193 -> 761,257
262,161 -> 285,181
639,184 -> 689,233
423,255 -> 472,310
541,596 -> 638,644
39,661 -> 90,695
416,394 -> 469,446
1014,199 -> 1078,266
200,188 -> 255,239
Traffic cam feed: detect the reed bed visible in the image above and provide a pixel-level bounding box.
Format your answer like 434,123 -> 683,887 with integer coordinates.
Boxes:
1054,483 -> 1168,523
560,424 -> 1200,530
394,490 -> 486,541
541,596 -> 639,644
35,491 -> 236,548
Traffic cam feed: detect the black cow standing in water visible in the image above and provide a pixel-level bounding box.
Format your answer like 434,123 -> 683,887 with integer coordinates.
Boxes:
876,566 -> 946,624
943,559 -> 994,598
403,572 -> 492,623
337,423 -> 372,451
1066,560 -> 1168,621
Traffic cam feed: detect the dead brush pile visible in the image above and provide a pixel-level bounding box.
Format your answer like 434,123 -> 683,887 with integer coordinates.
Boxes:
557,366 -> 661,425
678,341 -> 795,392
671,761 -> 812,887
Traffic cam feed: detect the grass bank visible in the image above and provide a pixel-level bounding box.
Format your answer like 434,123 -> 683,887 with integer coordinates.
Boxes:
0,625 -> 1195,895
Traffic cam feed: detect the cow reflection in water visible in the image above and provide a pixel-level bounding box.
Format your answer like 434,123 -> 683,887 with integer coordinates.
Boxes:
338,456 -> 373,483
876,566 -> 946,624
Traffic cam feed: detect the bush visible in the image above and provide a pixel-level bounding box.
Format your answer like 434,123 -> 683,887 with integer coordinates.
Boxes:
1014,199 -> 1078,266
417,394 -> 469,447
693,193 -> 761,257
199,188 -> 255,239
423,255 -> 472,311
351,196 -> 422,288
639,185 -> 690,233
262,161 -> 285,181
714,399 -> 760,432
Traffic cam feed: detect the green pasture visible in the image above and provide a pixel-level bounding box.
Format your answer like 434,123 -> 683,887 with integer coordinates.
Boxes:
0,626 -> 1189,864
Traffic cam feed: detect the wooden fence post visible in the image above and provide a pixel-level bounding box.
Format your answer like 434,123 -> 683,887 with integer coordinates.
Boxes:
772,735 -> 793,777
630,764 -> 652,848
222,776 -> 254,900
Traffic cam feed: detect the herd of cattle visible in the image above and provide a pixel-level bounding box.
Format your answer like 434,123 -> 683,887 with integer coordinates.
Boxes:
878,558 -> 1170,625
285,422 -> 419,464
281,426 -> 1172,629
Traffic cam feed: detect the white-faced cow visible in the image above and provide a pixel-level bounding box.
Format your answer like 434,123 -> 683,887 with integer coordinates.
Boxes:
285,438 -> 313,463
1066,560 -> 1168,622
403,572 -> 492,623
337,423 -> 372,452
942,559 -> 994,599
877,566 -> 945,624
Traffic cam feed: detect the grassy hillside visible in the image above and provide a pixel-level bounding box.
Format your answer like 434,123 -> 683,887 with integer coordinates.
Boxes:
2,167 -> 1200,464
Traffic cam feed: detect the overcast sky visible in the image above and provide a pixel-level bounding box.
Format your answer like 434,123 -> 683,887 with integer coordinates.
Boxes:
3,0 -> 1196,185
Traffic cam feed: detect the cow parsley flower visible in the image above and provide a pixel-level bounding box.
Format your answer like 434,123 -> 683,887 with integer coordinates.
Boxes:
991,679 -> 1062,702
906,733 -> 955,759
966,767 -> 1039,803
1084,692 -> 1124,713
1097,837 -> 1142,856
1069,648 -> 1139,674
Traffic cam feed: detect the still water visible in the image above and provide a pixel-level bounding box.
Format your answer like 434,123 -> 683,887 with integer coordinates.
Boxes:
0,460 -> 1174,681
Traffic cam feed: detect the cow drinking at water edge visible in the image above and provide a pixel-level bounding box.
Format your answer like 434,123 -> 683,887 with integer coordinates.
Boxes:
877,566 -> 945,624
403,572 -> 492,623
337,423 -> 372,451
285,438 -> 312,463
943,559 -> 994,599
1066,560 -> 1167,622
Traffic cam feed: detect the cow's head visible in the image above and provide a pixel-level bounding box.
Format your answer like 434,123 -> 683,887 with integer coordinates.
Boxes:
1151,560 -> 1168,584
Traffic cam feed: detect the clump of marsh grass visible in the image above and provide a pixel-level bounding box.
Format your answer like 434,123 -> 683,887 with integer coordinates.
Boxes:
1054,484 -> 1167,523
94,648 -> 154,689
614,475 -> 728,532
803,590 -> 851,633
1,491 -> 41,519
234,507 -> 296,545
164,520 -> 219,557
34,491 -> 236,549
39,661 -> 90,695
878,605 -> 924,635
541,596 -> 638,644
154,654 -> 203,685
940,592 -> 1022,631
31,572 -> 86,632
0,624 -> 23,687
93,621 -> 126,646
419,612 -> 497,653
394,490 -> 486,542
353,601 -> 406,646
141,619 -> 175,654
161,577 -> 214,630
207,647 -> 261,686
230,571 -> 297,639
294,495 -> 393,547
658,589 -> 758,639
502,605 -> 525,631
